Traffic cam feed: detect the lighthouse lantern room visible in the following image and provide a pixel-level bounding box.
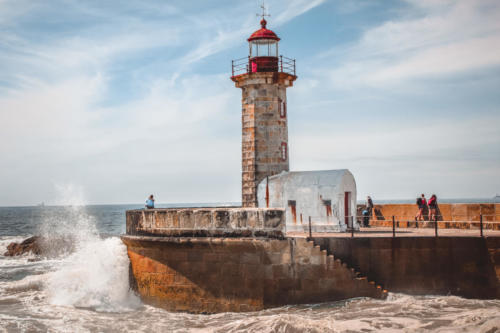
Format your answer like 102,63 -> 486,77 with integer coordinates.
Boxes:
248,19 -> 280,72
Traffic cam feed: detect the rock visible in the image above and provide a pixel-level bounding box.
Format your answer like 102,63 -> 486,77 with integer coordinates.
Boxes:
4,235 -> 81,257
4,236 -> 42,256
4,235 -> 77,257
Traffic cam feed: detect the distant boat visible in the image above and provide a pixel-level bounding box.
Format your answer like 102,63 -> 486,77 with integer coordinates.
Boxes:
37,202 -> 45,207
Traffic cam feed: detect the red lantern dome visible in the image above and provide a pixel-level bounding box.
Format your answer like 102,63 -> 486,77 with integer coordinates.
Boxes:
231,16 -> 295,78
247,19 -> 280,72
247,19 -> 280,42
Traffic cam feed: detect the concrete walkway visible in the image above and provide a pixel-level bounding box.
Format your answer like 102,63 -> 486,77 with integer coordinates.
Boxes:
287,226 -> 500,238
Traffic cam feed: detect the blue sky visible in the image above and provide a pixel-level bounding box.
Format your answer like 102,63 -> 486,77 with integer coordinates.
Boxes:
1,0 -> 499,206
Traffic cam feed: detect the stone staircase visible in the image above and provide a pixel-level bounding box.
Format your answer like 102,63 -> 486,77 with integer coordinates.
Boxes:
305,238 -> 388,299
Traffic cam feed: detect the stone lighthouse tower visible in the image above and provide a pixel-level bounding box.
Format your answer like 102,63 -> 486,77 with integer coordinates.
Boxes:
231,17 -> 297,207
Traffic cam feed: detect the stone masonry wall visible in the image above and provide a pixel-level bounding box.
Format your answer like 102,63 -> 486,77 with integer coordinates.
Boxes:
126,207 -> 286,239
312,237 -> 500,299
121,236 -> 387,313
232,72 -> 297,207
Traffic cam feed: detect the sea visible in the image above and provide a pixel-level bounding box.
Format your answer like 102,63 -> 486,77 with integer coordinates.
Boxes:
1,203 -> 500,333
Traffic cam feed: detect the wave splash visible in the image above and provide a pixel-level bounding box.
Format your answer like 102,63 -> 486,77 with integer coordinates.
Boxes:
34,186 -> 141,312
46,236 -> 141,312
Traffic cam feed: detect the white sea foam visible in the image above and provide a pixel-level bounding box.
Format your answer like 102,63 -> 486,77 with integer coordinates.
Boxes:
35,186 -> 141,312
4,274 -> 46,292
46,236 -> 141,312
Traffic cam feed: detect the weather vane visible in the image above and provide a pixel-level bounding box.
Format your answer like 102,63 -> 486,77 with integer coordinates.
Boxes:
257,0 -> 271,20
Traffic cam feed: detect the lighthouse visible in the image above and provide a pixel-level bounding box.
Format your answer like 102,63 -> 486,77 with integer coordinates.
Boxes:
231,16 -> 297,207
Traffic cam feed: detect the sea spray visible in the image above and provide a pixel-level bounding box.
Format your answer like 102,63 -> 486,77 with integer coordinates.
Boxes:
46,237 -> 141,312
37,206 -> 98,256
38,185 -> 141,312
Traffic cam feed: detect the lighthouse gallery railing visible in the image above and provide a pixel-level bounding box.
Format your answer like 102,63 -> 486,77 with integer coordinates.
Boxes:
231,55 -> 296,77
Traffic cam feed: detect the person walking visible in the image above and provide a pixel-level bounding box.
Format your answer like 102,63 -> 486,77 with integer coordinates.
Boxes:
428,194 -> 438,221
145,194 -> 155,209
415,194 -> 426,221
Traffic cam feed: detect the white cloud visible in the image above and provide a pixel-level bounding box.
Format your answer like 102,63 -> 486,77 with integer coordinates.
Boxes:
0,69 -> 241,205
293,115 -> 500,162
0,74 -> 104,151
324,0 -> 500,88
291,114 -> 500,199
368,35 -> 500,82
181,0 -> 327,67
0,0 -> 498,205
274,0 -> 327,25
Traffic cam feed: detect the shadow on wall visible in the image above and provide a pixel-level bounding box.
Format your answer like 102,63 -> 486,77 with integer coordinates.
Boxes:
374,208 -> 384,221
435,205 -> 442,221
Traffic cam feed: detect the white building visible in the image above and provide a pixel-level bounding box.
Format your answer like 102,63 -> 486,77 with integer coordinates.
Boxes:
257,170 -> 358,232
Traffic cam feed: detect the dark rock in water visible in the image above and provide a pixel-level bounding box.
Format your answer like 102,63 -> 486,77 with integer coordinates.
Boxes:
4,236 -> 42,256
4,235 -> 76,257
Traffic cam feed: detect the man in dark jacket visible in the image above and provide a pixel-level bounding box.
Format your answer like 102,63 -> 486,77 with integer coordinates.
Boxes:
366,196 -> 374,217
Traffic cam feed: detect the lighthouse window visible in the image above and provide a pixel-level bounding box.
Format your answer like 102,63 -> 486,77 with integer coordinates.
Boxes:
281,142 -> 287,161
257,43 -> 268,56
250,39 -> 278,58
252,43 -> 258,57
279,99 -> 287,118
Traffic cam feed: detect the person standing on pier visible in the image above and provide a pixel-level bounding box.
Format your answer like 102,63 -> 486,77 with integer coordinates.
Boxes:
366,196 -> 374,217
428,194 -> 438,221
416,194 -> 427,221
145,194 -> 155,209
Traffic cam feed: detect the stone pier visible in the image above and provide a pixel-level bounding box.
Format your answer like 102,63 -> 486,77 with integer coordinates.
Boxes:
122,207 -> 386,313
123,207 -> 500,313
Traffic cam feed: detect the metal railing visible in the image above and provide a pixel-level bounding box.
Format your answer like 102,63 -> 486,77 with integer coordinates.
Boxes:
296,214 -> 500,239
231,55 -> 296,77
362,214 -> 500,228
380,214 -> 500,238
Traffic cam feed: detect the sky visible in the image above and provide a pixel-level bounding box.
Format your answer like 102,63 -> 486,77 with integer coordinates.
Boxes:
1,0 -> 499,206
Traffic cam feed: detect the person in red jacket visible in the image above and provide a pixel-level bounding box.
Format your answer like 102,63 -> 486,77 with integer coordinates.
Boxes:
428,194 -> 438,221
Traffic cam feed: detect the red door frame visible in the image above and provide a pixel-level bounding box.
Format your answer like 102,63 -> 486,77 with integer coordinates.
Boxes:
344,192 -> 350,228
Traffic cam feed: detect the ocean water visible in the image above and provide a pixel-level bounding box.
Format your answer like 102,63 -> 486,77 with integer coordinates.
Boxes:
1,204 -> 500,332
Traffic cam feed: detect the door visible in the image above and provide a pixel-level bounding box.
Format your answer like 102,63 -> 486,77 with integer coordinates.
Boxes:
344,192 -> 351,228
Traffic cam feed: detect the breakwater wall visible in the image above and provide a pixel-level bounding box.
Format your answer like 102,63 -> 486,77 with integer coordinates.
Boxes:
123,206 -> 500,313
312,237 -> 500,299
358,203 -> 500,229
123,207 -> 385,313
122,235 -> 386,313
126,207 -> 286,238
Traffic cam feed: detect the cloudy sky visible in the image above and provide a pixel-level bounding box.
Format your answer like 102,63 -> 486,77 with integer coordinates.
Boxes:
1,0 -> 499,206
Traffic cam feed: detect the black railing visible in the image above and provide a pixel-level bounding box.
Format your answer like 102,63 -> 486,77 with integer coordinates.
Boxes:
293,214 -> 499,238
231,55 -> 296,77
